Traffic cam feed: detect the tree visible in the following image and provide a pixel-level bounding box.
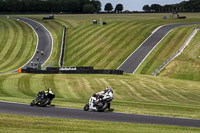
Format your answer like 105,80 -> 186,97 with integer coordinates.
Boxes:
104,3 -> 113,12
150,4 -> 161,12
90,0 -> 101,12
0,0 -> 102,13
83,4 -> 95,13
142,5 -> 150,12
115,4 -> 123,13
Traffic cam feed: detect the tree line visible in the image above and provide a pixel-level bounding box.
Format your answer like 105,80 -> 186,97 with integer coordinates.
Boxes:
0,0 -> 101,13
143,0 -> 200,12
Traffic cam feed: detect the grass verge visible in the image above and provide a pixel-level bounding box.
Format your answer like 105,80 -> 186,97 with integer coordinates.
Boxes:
0,113 -> 199,133
0,73 -> 200,119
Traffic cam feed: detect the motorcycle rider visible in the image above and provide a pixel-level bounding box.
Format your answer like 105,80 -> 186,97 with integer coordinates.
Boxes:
36,88 -> 53,102
45,88 -> 53,94
95,87 -> 113,109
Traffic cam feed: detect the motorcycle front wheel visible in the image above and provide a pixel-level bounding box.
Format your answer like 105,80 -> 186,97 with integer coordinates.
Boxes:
30,101 -> 35,106
84,104 -> 89,111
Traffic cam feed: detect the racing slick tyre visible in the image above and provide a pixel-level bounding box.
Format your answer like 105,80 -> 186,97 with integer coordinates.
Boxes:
41,98 -> 50,107
97,102 -> 108,112
30,101 -> 35,106
84,104 -> 89,111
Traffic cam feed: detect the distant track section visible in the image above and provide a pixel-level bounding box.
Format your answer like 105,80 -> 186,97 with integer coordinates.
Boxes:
118,23 -> 199,74
14,17 -> 53,69
0,101 -> 200,128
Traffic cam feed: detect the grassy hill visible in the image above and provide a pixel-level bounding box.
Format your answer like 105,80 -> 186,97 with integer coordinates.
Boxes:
20,13 -> 200,71
159,29 -> 200,81
1,13 -> 200,131
135,25 -> 199,75
0,17 -> 36,72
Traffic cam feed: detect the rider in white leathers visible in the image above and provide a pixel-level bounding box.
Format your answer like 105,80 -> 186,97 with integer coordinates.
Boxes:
95,87 -> 113,109
96,87 -> 113,100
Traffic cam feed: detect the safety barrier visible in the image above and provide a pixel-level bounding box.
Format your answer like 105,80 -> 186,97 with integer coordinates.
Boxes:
59,26 -> 67,67
21,67 -> 123,75
152,27 -> 200,76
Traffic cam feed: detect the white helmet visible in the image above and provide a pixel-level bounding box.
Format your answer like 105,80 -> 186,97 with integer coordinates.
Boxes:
106,87 -> 110,90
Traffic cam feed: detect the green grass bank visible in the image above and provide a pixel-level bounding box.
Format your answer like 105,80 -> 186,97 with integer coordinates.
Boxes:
0,17 -> 36,72
0,113 -> 199,133
0,73 -> 200,119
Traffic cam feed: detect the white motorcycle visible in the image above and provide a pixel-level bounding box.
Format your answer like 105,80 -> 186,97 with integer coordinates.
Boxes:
84,94 -> 113,112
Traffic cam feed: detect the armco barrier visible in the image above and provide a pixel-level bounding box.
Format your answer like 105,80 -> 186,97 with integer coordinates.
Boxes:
59,26 -> 67,67
60,69 -> 123,75
21,67 -> 123,75
152,27 -> 200,76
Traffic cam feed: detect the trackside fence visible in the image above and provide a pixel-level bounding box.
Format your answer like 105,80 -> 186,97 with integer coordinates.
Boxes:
152,27 -> 200,76
21,67 -> 123,75
59,26 -> 67,67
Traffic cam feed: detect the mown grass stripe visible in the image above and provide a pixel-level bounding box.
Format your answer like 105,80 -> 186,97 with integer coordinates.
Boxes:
2,74 -> 28,97
0,18 -> 36,72
104,23 -> 155,69
62,77 -> 80,99
136,26 -> 195,75
64,24 -> 117,65
68,25 -> 97,47
151,79 -> 196,103
53,75 -> 77,99
76,21 -> 136,67
0,19 -> 18,64
0,74 -> 13,96
66,25 -> 104,55
69,22 -> 129,66
13,20 -> 37,69
0,19 -> 6,50
18,74 -> 35,97
0,19 -> 14,64
0,19 -> 9,53
29,74 -> 46,96
0,19 -> 23,71
92,22 -> 152,68
118,80 -> 146,101
56,19 -> 74,27
80,77 -> 94,94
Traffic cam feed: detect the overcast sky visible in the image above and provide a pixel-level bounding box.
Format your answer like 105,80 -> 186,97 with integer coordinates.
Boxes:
100,0 -> 187,11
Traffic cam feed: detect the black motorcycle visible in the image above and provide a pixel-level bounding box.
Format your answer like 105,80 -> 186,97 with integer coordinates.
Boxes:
30,90 -> 55,107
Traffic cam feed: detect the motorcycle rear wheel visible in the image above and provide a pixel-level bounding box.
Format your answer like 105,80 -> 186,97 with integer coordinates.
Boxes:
97,102 -> 108,112
41,98 -> 50,107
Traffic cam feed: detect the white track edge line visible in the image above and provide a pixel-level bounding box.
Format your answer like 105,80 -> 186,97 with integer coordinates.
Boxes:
133,29 -> 173,74
117,25 -> 164,70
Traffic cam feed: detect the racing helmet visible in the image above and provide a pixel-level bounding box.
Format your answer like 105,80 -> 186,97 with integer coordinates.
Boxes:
104,87 -> 111,93
106,87 -> 110,90
47,88 -> 52,92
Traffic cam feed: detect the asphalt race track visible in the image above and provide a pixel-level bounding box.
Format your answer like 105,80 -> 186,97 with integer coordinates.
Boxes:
0,101 -> 200,128
14,17 -> 53,69
118,23 -> 199,74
